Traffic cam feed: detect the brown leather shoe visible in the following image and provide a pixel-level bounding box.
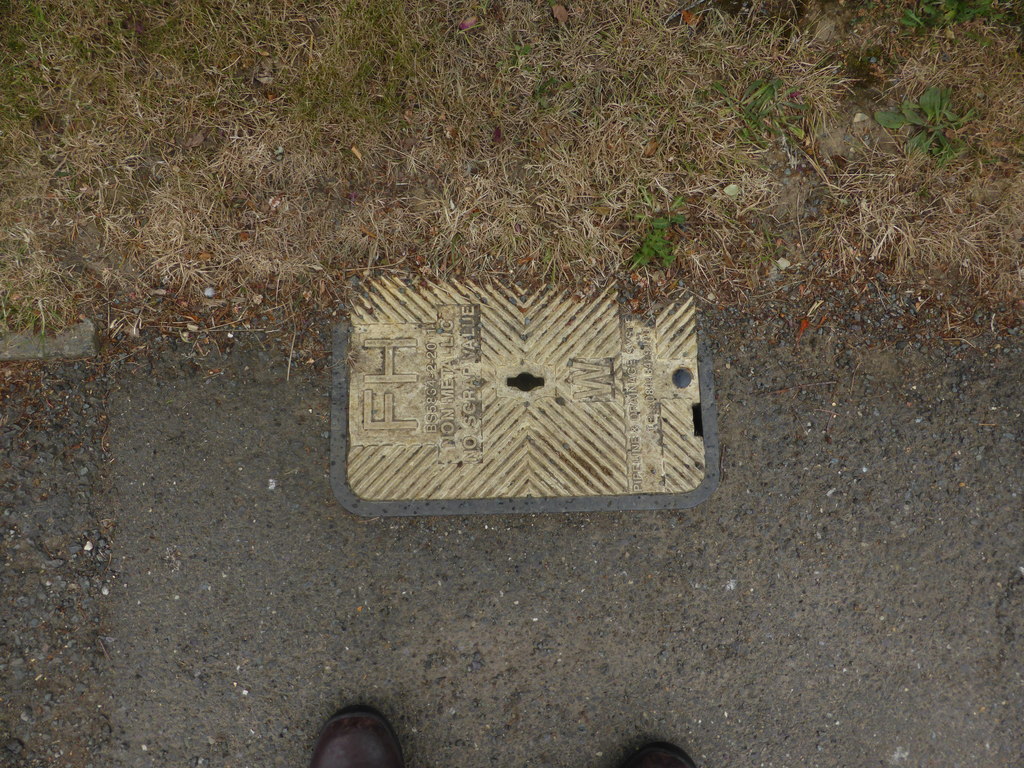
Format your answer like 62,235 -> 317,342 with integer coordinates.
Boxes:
619,741 -> 698,768
309,706 -> 405,768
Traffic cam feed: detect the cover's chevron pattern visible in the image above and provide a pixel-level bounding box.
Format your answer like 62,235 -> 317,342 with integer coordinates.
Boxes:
347,279 -> 704,501
655,298 -> 698,361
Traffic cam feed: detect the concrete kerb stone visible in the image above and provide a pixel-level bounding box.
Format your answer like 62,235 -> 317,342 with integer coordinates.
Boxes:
0,319 -> 100,361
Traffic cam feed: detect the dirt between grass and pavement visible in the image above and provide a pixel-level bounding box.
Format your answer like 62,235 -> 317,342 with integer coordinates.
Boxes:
2,300 -> 1023,768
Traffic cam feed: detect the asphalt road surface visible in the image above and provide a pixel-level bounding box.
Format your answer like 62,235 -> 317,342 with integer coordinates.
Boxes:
5,312 -> 1022,768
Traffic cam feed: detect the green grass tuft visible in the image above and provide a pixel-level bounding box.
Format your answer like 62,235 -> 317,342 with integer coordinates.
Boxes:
875,86 -> 974,165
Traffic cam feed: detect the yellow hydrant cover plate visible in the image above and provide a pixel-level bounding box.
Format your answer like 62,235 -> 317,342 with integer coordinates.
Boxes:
331,279 -> 718,516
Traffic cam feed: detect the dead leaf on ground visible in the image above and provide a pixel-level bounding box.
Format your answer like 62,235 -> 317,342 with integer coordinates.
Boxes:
666,8 -> 701,28
552,4 -> 569,24
642,138 -> 659,158
350,145 -> 363,161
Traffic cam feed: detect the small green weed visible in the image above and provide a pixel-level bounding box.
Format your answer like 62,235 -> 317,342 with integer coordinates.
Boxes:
502,42 -> 533,72
713,78 -> 806,147
532,73 -> 569,109
874,86 -> 974,164
901,0 -> 1004,27
630,210 -> 687,269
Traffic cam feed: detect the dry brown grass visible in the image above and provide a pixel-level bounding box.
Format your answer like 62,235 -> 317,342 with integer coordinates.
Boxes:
1,0 -> 1022,336
813,18 -> 1024,297
342,8 -> 848,289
